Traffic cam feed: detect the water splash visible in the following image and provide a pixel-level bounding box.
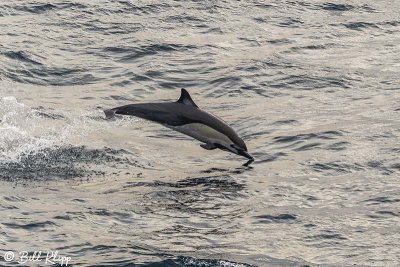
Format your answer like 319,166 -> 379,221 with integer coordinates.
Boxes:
0,96 -> 136,164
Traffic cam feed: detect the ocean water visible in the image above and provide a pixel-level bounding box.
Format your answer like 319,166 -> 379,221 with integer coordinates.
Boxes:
0,0 -> 399,266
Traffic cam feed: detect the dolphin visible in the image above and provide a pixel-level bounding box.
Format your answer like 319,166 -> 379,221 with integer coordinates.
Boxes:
104,89 -> 254,162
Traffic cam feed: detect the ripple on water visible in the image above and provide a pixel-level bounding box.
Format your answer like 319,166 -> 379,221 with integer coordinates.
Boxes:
253,152 -> 287,164
0,0 -> 399,265
271,119 -> 299,126
31,3 -> 87,14
368,210 -> 400,219
254,213 -> 297,224
2,64 -> 99,86
271,131 -> 344,152
320,3 -> 355,12
269,74 -> 352,90
325,141 -> 349,151
273,131 -> 343,143
306,231 -> 347,243
342,22 -> 380,31
363,196 -> 400,205
124,175 -> 246,217
126,175 -> 245,192
365,160 -> 400,175
3,51 -> 43,65
3,220 -> 57,230
307,161 -> 364,175
99,43 -> 197,62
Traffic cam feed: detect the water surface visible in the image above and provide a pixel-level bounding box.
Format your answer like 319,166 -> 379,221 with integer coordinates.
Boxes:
0,1 -> 399,266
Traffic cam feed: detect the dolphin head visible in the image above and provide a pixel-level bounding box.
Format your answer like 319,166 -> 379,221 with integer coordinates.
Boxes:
215,138 -> 254,161
230,139 -> 254,161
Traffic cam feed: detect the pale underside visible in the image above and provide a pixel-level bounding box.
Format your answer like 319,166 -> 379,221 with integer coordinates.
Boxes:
167,123 -> 233,149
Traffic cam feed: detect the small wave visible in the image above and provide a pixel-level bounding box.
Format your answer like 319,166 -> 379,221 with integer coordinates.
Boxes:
269,131 -> 346,154
290,44 -> 332,52
272,120 -> 299,126
306,232 -> 347,241
307,159 -> 399,176
80,22 -> 144,35
380,21 -> 400,27
343,22 -> 380,31
10,3 -> 57,14
0,2 -> 87,16
2,51 -> 43,65
100,43 -> 196,62
126,175 -> 245,217
293,142 -> 322,151
254,213 -> 297,224
2,65 -> 99,86
368,210 -> 400,219
254,3 -> 276,9
253,152 -> 287,164
127,175 -> 244,191
273,131 -> 343,144
3,220 -> 56,230
200,167 -> 229,173
320,3 -> 355,12
96,2 -> 172,16
277,18 -> 304,28
209,76 -> 242,87
324,3 -> 376,12
375,211 -> 400,217
325,141 -> 349,151
164,14 -> 206,24
308,161 -> 364,175
270,74 -> 352,90
364,196 -> 400,205
365,160 -> 399,175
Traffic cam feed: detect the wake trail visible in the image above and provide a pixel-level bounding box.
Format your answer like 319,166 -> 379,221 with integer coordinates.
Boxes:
0,96 -> 138,164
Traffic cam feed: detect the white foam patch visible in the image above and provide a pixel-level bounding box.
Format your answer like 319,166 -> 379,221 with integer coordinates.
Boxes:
0,96 -> 139,163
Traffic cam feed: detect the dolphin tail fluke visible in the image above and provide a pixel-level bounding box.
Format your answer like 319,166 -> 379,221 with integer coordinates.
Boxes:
104,109 -> 116,119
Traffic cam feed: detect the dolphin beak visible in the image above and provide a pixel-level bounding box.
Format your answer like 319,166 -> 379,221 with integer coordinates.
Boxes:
238,149 -> 254,161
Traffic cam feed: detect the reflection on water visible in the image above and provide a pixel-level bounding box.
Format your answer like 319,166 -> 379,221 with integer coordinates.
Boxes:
1,0 -> 399,266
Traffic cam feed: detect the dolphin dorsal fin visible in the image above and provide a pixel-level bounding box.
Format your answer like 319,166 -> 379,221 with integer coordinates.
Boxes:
177,88 -> 198,108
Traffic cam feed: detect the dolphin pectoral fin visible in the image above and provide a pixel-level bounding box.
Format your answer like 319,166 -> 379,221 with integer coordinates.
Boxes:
200,143 -> 217,150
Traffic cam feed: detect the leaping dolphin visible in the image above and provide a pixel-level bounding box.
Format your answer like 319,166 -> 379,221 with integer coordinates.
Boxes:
104,89 -> 254,163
